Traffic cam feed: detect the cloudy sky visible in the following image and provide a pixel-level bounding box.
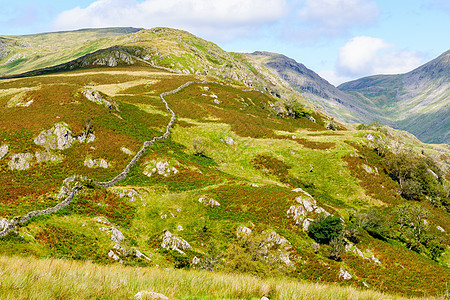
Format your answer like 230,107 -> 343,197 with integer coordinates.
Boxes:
1,0 -> 449,85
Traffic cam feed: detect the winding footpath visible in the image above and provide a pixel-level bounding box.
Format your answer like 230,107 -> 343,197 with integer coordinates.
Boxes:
0,79 -> 215,238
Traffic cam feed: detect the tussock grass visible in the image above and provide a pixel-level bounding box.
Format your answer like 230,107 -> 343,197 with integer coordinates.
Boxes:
0,255 -> 417,299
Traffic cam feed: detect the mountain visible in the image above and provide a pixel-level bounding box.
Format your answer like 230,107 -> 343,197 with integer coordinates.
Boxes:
246,51 -> 374,123
0,28 -> 449,299
339,50 -> 450,144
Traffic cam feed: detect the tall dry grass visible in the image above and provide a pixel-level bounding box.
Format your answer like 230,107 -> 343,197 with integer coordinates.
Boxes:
0,255 -> 428,300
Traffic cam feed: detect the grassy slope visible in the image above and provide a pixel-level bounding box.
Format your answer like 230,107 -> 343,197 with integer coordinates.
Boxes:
0,28 -> 449,299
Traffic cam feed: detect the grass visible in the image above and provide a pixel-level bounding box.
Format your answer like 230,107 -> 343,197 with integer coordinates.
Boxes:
0,255 -> 423,300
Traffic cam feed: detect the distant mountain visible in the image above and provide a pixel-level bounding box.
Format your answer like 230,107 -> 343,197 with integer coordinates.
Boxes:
251,51 -> 449,144
246,51 -> 374,123
339,50 -> 450,144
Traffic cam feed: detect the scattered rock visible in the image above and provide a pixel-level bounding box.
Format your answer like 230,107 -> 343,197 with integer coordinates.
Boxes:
198,196 -> 220,207
339,268 -> 352,280
160,230 -> 192,255
177,225 -> 184,231
0,144 -> 9,160
221,136 -> 236,145
34,122 -> 75,150
121,146 -> 134,156
143,160 -> 179,177
84,158 -> 110,168
236,226 -> 252,238
437,226 -> 445,232
111,189 -> 141,202
251,183 -> 259,187
7,153 -> 33,170
134,291 -> 168,300
213,99 -> 221,104
77,132 -> 96,143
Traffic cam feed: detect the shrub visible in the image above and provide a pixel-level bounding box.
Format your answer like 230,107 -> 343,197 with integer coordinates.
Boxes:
308,215 -> 343,244
351,208 -> 391,240
329,235 -> 345,261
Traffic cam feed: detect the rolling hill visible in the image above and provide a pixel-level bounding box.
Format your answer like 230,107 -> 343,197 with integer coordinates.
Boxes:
0,27 -> 449,299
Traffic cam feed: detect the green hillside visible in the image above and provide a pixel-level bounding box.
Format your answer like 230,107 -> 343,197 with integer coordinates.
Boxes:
0,28 -> 449,299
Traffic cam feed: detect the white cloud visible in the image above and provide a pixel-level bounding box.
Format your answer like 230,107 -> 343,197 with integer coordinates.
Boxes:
297,0 -> 379,38
53,0 -> 288,41
319,36 -> 425,86
337,36 -> 424,78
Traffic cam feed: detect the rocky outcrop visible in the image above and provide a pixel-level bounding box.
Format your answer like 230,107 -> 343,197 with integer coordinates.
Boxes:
34,122 -> 75,150
198,196 -> 220,207
7,153 -> 33,170
82,89 -> 119,111
160,230 -> 192,255
95,216 -> 150,263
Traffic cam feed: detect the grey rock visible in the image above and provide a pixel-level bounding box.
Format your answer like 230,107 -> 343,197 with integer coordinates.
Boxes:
121,146 -> 134,155
82,89 -> 119,111
339,268 -> 352,280
35,151 -> 63,163
34,122 -> 75,150
160,230 -> 192,255
134,291 -> 168,300
0,144 -> 9,160
236,226 -> 252,238
222,136 -> 236,145
287,205 -> 306,224
8,153 -> 33,170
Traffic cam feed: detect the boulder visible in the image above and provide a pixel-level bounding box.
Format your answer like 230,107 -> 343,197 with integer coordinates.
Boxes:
236,226 -> 252,238
221,136 -> 236,145
121,146 -> 134,156
134,291 -> 168,300
34,122 -> 75,150
7,153 -> 33,170
339,268 -> 352,280
0,144 -> 9,159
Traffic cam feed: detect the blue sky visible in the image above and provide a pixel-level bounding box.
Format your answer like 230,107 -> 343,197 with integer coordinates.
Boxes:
1,0 -> 449,85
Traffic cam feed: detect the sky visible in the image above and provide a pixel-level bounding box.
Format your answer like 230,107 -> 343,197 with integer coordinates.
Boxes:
1,0 -> 449,85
